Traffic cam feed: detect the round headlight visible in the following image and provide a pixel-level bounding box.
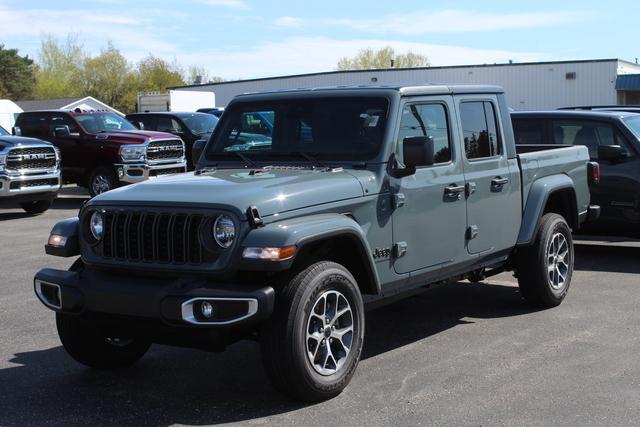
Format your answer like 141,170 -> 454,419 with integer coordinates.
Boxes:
89,211 -> 104,241
213,214 -> 235,248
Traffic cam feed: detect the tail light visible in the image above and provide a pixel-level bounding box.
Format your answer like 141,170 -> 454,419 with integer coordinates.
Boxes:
587,161 -> 600,185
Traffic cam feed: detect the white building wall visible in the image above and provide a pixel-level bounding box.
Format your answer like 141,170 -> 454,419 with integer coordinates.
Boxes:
180,60 -> 640,110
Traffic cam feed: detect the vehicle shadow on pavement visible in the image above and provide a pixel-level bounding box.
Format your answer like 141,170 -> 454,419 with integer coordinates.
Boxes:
574,244 -> 640,274
0,281 -> 537,425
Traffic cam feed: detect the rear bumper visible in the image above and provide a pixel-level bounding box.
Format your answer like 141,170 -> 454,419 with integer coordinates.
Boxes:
115,160 -> 187,184
33,267 -> 275,329
0,170 -> 61,199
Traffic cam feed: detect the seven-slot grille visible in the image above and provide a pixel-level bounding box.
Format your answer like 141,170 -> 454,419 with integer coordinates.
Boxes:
146,139 -> 184,161
101,210 -> 205,264
7,146 -> 56,171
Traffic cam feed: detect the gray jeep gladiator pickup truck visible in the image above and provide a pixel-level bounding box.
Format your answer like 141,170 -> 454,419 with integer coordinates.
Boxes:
0,125 -> 61,214
34,85 -> 599,401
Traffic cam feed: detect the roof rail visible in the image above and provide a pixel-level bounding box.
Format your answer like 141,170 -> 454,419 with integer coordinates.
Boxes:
558,105 -> 640,110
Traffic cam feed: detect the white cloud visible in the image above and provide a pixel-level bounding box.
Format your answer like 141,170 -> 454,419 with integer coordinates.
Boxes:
275,16 -> 304,28
198,0 -> 249,9
331,9 -> 590,35
174,37 -> 547,80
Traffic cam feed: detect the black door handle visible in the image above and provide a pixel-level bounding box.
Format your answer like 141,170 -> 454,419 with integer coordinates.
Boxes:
491,177 -> 509,186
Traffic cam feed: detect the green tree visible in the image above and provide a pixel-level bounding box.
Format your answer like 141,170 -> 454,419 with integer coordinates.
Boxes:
137,55 -> 185,92
35,34 -> 85,99
337,46 -> 430,71
81,42 -> 136,112
0,44 -> 36,99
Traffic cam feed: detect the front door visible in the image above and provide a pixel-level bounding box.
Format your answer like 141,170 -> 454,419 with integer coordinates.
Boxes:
392,97 -> 468,274
454,96 -> 521,255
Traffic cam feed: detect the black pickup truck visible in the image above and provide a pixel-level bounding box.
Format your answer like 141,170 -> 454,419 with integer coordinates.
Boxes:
512,110 -> 640,236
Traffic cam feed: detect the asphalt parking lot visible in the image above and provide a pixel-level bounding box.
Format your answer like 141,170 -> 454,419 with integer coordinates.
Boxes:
1,189 -> 640,426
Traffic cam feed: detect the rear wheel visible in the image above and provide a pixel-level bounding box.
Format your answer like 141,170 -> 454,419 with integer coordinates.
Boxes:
56,313 -> 150,369
516,213 -> 574,307
88,166 -> 118,197
20,199 -> 52,214
260,261 -> 365,401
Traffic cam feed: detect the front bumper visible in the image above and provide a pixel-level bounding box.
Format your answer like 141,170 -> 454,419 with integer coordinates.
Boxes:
34,267 -> 275,329
0,170 -> 61,199
115,160 -> 187,184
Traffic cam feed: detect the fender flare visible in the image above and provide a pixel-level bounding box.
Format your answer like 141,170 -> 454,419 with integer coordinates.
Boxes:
517,174 -> 577,246
241,213 -> 381,295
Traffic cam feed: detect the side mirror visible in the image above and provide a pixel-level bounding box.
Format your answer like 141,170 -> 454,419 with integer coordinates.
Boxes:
54,126 -> 71,139
12,126 -> 21,136
403,135 -> 435,169
598,145 -> 627,161
137,122 -> 145,130
192,139 -> 207,166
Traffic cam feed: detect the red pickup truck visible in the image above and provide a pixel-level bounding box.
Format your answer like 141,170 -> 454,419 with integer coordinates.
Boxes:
14,110 -> 186,196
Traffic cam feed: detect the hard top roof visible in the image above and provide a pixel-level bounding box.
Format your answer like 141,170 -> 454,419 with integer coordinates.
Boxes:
234,84 -> 504,100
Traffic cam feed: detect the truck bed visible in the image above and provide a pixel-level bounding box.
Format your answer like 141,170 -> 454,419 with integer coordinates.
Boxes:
517,145 -> 591,214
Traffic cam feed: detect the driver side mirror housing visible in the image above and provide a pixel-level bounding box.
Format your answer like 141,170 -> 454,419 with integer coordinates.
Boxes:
393,136 -> 435,177
192,139 -> 207,166
54,125 -> 72,139
598,145 -> 627,162
12,126 -> 21,136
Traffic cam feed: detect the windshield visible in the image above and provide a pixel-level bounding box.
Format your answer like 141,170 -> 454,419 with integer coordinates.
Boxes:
75,113 -> 137,134
0,125 -> 8,136
180,113 -> 219,135
205,97 -> 389,162
623,116 -> 640,140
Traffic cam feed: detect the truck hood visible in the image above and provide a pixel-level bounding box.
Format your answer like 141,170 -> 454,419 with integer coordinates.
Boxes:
92,130 -> 177,145
0,135 -> 53,148
93,168 -> 368,217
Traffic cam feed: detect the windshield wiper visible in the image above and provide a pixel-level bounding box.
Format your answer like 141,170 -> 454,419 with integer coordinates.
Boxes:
232,151 -> 258,168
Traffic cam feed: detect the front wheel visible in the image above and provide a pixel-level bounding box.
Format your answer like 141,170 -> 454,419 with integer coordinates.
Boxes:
20,199 -> 52,214
88,166 -> 118,197
56,313 -> 150,369
516,213 -> 574,308
260,261 -> 365,402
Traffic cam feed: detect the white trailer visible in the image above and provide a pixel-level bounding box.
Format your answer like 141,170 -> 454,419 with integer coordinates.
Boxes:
137,90 -> 216,112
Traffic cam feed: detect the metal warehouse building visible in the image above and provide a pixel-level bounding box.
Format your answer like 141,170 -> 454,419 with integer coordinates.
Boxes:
173,58 -> 640,110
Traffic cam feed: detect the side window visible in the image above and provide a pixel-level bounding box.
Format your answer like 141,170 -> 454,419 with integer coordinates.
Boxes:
460,101 -> 502,159
130,116 -> 155,130
398,103 -> 451,164
17,114 -> 50,138
551,120 -> 627,158
50,115 -> 80,136
512,119 -> 545,145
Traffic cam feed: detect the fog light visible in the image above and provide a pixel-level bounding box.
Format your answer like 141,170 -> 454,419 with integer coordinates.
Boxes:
201,301 -> 214,318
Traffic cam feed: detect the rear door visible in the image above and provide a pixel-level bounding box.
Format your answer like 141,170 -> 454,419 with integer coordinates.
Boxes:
454,96 -> 521,255
391,96 -> 468,274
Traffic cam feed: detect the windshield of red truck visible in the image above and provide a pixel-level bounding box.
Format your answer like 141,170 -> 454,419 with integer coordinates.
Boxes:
205,97 -> 389,162
75,113 -> 137,134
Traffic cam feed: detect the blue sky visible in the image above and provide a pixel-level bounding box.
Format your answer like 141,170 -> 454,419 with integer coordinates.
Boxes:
1,0 -> 637,81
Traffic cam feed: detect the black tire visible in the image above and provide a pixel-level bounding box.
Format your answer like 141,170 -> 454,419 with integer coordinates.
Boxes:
56,313 -> 150,369
516,213 -> 574,308
88,166 -> 118,198
260,261 -> 365,402
20,199 -> 52,214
